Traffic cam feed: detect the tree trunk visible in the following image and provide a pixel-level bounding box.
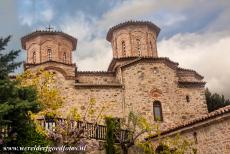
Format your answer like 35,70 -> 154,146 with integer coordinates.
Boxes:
122,146 -> 128,154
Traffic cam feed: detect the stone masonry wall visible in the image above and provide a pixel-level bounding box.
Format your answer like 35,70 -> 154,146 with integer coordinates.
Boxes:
151,114 -> 230,154
49,69 -> 123,123
76,72 -> 119,84
120,61 -> 207,129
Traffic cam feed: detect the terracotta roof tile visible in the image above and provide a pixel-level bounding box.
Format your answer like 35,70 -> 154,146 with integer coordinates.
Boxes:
177,67 -> 204,79
108,57 -> 179,71
146,105 -> 230,140
106,20 -> 160,41
178,81 -> 206,88
21,30 -> 77,50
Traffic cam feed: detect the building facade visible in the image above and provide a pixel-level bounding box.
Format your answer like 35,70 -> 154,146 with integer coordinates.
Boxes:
21,21 -> 207,129
20,21 -> 228,153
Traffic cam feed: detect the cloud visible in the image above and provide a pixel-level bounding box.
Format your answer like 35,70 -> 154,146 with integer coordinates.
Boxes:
60,12 -> 112,71
76,39 -> 112,71
40,9 -> 54,22
97,0 -> 193,29
18,0 -> 54,26
158,32 -> 230,99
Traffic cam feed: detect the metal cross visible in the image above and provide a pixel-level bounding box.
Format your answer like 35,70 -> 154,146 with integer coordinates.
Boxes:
46,25 -> 53,31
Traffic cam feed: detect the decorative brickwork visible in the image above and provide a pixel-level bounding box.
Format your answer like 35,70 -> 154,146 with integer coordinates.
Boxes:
107,21 -> 160,58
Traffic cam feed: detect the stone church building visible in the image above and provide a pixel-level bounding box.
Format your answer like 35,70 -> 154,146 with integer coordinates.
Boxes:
21,21 -> 230,153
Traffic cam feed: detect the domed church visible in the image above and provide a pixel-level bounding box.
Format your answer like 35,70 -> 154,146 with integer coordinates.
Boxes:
21,21 -> 230,153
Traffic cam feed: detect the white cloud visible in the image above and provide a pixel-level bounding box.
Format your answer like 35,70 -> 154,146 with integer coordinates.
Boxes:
19,14 -> 33,26
76,39 -> 112,71
97,0 -> 194,29
60,12 -> 94,41
41,9 -> 54,22
60,12 -> 112,71
158,32 -> 230,99
18,0 -> 54,26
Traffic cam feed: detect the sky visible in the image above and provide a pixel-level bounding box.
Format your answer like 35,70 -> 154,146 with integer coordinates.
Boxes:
0,0 -> 230,98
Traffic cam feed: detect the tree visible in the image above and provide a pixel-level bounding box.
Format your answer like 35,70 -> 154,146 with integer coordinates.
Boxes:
104,117 -> 117,154
0,35 -> 21,80
205,88 -> 230,112
111,112 -> 153,154
17,68 -> 64,119
105,112 -> 196,154
0,35 -> 49,153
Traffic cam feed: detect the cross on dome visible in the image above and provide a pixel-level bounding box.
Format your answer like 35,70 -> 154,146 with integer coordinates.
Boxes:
46,25 -> 54,31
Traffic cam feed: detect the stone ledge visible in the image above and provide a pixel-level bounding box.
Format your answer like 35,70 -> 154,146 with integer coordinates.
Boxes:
74,83 -> 123,88
178,81 -> 206,88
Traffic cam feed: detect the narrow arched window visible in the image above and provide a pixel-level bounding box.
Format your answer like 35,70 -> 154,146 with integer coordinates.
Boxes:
32,51 -> 36,63
63,52 -> 67,63
153,101 -> 163,121
136,39 -> 141,56
122,41 -> 126,56
48,49 -> 52,61
150,41 -> 153,51
186,95 -> 190,102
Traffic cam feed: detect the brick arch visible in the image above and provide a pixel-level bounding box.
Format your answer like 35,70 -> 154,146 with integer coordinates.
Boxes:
43,66 -> 68,78
40,39 -> 58,46
149,88 -> 162,98
27,42 -> 40,51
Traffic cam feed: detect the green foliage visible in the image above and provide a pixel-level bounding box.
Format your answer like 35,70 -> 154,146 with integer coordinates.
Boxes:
105,117 -> 117,154
0,79 -> 44,145
155,143 -> 171,154
0,35 -> 50,152
0,35 -> 21,80
16,121 -> 51,154
155,134 -> 196,154
205,88 -> 230,112
17,68 -> 64,115
137,140 -> 154,154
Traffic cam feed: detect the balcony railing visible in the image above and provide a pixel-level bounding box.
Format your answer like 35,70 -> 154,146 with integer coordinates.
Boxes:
0,118 -> 129,143
37,118 -> 129,142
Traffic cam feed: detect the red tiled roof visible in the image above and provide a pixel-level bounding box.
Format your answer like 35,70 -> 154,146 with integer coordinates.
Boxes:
21,30 -> 77,50
177,67 -> 204,79
108,57 -> 179,71
106,21 -> 161,42
178,81 -> 206,88
146,105 -> 230,140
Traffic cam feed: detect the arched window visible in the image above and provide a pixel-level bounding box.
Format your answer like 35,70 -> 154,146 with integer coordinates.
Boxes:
63,52 -> 67,63
136,39 -> 141,56
32,51 -> 36,63
150,41 -> 153,51
47,49 -> 52,61
186,95 -> 190,102
153,101 -> 163,121
122,41 -> 126,56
